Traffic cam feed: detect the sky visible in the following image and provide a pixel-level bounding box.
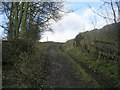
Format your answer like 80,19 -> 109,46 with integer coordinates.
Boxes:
0,15 -> 4,39
0,1 -> 118,42
40,2 -> 109,42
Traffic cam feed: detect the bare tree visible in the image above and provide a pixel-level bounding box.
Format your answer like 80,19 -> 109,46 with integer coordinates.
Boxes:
103,0 -> 117,23
0,2 -> 66,41
88,0 -> 119,24
115,1 -> 120,22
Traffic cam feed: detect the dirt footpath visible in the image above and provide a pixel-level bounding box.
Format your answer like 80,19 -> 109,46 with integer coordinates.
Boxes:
43,45 -> 85,88
42,43 -> 116,88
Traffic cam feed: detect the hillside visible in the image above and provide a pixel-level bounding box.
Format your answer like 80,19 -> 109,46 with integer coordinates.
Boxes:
2,41 -> 101,88
62,22 -> 120,87
1,1 -> 120,89
2,23 -> 119,88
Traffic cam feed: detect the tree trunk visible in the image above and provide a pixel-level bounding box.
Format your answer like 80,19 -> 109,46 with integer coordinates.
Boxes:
14,3 -> 19,40
20,2 -> 29,39
110,2 -> 117,24
8,3 -> 13,41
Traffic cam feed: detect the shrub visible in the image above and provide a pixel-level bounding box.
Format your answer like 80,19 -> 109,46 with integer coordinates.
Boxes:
2,39 -> 35,66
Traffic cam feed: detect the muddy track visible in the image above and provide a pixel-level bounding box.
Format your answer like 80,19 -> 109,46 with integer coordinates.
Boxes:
63,53 -> 115,88
59,46 -> 117,88
43,44 -> 86,88
42,43 -> 116,88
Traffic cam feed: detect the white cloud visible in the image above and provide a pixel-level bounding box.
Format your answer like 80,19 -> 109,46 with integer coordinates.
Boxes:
40,7 -> 108,42
40,29 -> 79,42
40,12 -> 84,42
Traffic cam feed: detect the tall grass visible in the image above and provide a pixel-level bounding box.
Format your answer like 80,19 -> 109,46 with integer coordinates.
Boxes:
63,40 -> 119,87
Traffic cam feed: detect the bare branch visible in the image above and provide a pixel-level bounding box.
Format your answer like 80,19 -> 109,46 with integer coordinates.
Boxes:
90,15 -> 97,29
108,1 -> 117,23
0,25 -> 8,31
87,4 -> 113,20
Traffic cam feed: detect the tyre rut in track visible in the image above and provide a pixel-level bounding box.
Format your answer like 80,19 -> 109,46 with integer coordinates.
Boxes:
43,45 -> 87,88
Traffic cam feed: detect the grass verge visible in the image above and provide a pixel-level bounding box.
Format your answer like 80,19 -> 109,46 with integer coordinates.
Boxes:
57,48 -> 100,88
62,45 -> 119,87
